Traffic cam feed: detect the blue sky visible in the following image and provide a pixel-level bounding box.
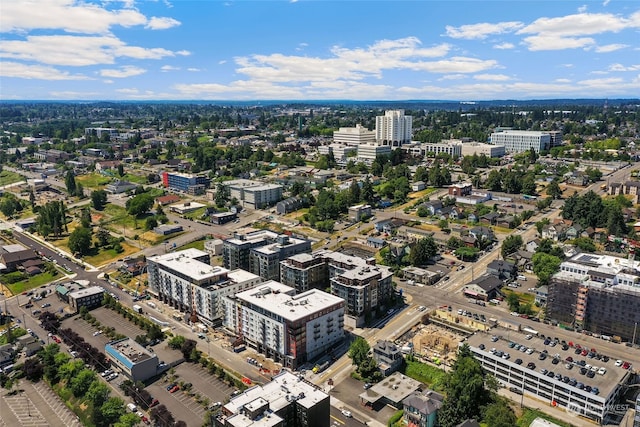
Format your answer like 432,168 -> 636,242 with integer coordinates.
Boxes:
1,0 -> 639,101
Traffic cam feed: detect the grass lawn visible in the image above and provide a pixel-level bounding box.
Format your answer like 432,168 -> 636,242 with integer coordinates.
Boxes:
502,288 -> 540,313
76,173 -> 112,189
182,206 -> 209,220
0,170 -> 25,186
83,241 -> 139,267
102,204 -> 148,236
121,173 -> 148,185
139,230 -> 185,246
176,238 -> 206,251
5,270 -> 63,295
517,408 -> 574,427
402,359 -> 446,392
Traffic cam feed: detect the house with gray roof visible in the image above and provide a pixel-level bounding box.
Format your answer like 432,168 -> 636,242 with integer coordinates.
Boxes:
402,390 -> 444,427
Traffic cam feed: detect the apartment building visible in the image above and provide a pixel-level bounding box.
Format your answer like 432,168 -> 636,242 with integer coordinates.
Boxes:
215,371 -> 330,427
489,130 -> 552,153
221,179 -> 283,209
280,250 -> 394,327
223,231 -> 311,280
223,281 -> 345,369
161,171 -> 210,194
249,235 -> 312,281
317,144 -> 357,164
333,124 -> 376,146
376,110 -> 412,147
147,249 -> 263,326
546,253 -> 640,341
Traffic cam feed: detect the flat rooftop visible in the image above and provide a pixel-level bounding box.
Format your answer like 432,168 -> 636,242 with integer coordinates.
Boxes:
235,281 -> 344,322
466,331 -> 631,399
223,371 -> 328,426
227,269 -> 261,284
106,338 -> 155,368
68,285 -> 104,299
359,371 -> 422,405
225,230 -> 279,246
151,249 -> 229,282
252,237 -> 308,255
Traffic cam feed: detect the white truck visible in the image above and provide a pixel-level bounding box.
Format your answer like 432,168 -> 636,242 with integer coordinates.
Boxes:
132,304 -> 143,314
126,403 -> 137,412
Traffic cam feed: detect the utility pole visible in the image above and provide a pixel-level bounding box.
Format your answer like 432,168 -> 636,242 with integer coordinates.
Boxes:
633,322 -> 638,347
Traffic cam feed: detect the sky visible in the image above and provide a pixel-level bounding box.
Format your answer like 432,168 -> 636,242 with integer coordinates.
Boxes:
1,0 -> 639,101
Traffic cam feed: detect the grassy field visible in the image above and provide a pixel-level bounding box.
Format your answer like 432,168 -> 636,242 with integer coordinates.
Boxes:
0,170 -> 25,187
5,270 -> 62,295
402,359 -> 446,391
502,288 -> 540,313
121,173 -> 148,185
176,238 -> 206,251
76,173 -> 112,189
139,230 -> 185,246
83,241 -> 140,267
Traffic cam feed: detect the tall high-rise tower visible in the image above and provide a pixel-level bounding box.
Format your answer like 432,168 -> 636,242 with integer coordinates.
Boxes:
375,110 -> 413,148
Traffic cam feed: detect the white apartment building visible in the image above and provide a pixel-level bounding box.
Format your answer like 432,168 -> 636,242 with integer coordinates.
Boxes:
333,124 -> 376,146
223,281 -> 345,369
222,179 -> 283,210
147,249 -> 263,326
375,110 -> 412,147
357,144 -> 391,164
490,130 -> 552,153
461,142 -> 506,158
317,144 -> 357,164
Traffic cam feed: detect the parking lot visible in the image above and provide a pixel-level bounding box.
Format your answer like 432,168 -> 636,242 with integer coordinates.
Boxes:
331,376 -> 396,423
146,363 -> 236,426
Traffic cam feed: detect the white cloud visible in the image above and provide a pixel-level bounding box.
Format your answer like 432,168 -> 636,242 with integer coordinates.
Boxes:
445,21 -> 524,39
1,0 -> 147,34
99,65 -> 146,78
554,78 -> 572,83
218,60 -> 227,65
608,63 -> 640,72
474,74 -> 511,81
595,44 -> 628,53
0,35 -> 187,66
578,5 -> 588,13
49,90 -> 101,98
116,88 -> 140,94
145,16 -> 181,30
161,65 -> 180,72
187,68 -> 201,72
0,61 -> 90,80
603,0 -> 611,5
493,43 -> 515,50
439,74 -> 466,80
521,35 -> 595,51
561,64 -> 574,68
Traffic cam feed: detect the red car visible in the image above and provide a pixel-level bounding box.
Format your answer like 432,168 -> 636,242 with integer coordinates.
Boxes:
52,336 -> 61,343
169,385 -> 180,393
140,415 -> 150,425
581,349 -> 588,356
622,362 -> 631,370
149,399 -> 159,408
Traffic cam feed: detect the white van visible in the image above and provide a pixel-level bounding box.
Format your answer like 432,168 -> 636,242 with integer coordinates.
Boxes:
517,275 -> 527,281
127,403 -> 137,413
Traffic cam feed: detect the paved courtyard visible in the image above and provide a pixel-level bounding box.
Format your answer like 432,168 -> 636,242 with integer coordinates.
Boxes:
0,381 -> 82,427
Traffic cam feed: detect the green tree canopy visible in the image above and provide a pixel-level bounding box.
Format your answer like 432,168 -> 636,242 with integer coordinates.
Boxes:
501,235 -> 523,258
126,193 -> 154,217
410,236 -> 437,267
69,226 -> 92,256
91,190 -> 108,210
532,252 -> 562,286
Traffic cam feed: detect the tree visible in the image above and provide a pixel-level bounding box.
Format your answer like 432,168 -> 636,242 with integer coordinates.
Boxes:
0,197 -> 17,217
145,217 -> 158,231
114,413 -> 140,427
532,252 -> 562,286
22,357 -> 44,381
86,380 -> 110,408
410,236 -> 437,267
91,190 -> 108,211
65,170 -> 77,195
454,246 -> 480,261
482,400 -> 517,427
501,235 -> 523,258
70,369 -> 96,397
348,337 -> 370,367
361,176 -> 375,205
69,226 -> 92,256
126,193 -> 154,217
438,344 -> 491,427
80,207 -> 92,228
507,293 -> 520,312
28,189 -> 36,208
96,228 -> 111,247
117,163 -> 125,177
546,179 -> 562,199
100,397 -> 126,426
572,237 -> 596,252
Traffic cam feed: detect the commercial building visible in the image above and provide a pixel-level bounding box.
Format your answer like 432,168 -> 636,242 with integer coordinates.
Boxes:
105,338 -> 159,382
147,249 -> 263,326
461,142 -> 506,158
317,144 -> 356,164
546,253 -> 640,341
448,183 -> 473,197
357,143 -> 392,164
375,110 -> 412,147
68,286 -> 105,312
215,371 -> 330,427
223,281 -> 345,369
348,204 -> 372,222
409,140 -> 463,158
466,331 -> 632,425
280,250 -> 394,327
490,130 -> 553,153
333,124 -> 376,146
161,172 -> 210,194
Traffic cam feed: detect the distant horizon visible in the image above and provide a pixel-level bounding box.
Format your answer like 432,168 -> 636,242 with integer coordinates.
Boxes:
1,1 -> 639,101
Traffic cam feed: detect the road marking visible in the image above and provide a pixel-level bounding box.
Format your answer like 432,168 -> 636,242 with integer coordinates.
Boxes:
330,415 -> 345,425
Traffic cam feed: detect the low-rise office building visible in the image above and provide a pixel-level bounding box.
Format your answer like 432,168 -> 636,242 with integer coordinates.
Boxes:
461,142 -> 506,158
223,281 -> 345,369
333,124 -> 376,146
490,130 -> 553,153
68,286 -> 105,312
215,371 -> 330,427
222,179 -> 283,210
357,144 -> 391,164
105,338 -> 159,382
162,171 -> 210,193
